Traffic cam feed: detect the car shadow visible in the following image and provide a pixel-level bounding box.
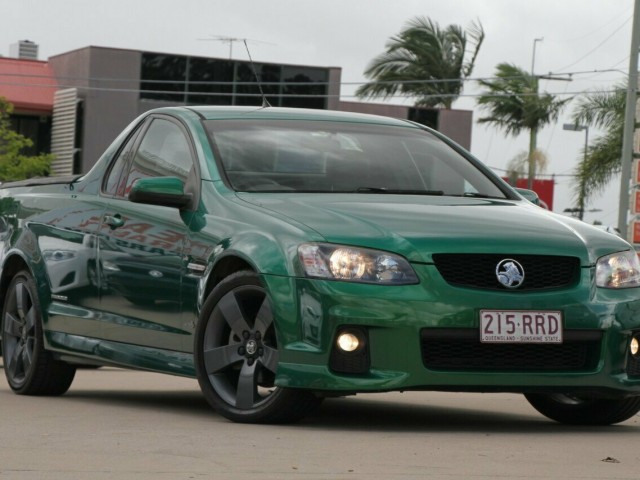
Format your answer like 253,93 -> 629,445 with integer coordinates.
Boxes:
307,396 -> 639,434
60,388 -> 639,434
1,363 -> 637,433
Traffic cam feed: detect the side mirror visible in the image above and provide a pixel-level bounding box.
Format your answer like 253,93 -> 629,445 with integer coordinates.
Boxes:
129,176 -> 192,209
514,187 -> 541,206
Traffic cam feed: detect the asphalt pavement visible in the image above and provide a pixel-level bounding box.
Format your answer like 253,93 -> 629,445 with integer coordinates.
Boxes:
0,362 -> 639,479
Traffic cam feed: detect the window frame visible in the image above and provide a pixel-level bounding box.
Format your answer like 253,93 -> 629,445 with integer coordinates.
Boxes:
102,114 -> 201,210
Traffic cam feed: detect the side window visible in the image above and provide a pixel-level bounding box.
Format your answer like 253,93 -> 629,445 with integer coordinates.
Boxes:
123,118 -> 195,197
103,130 -> 139,196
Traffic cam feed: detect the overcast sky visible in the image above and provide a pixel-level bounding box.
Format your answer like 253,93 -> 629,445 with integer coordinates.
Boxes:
1,0 -> 633,226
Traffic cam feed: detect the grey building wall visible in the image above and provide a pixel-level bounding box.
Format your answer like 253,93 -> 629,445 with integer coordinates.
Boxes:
438,109 -> 473,151
50,47 -> 141,173
338,101 -> 410,119
326,67 -> 342,111
49,46 -> 345,174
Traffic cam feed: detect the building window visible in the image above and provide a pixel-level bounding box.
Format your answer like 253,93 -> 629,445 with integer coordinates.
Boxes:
9,115 -> 52,155
281,66 -> 328,110
140,53 -> 187,102
187,57 -> 234,105
139,52 -> 329,109
234,63 -> 282,106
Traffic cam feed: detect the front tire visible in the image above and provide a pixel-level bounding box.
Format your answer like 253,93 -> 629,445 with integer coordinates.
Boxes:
525,393 -> 640,425
1,270 -> 76,395
194,271 -> 321,423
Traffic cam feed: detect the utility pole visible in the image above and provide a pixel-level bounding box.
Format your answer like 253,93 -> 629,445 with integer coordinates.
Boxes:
528,37 -> 571,190
528,38 -> 544,190
618,0 -> 640,239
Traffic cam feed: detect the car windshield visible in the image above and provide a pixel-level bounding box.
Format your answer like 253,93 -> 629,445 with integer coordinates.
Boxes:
205,119 -> 507,198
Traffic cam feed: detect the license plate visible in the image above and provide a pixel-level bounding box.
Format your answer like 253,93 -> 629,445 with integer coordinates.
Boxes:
480,310 -> 563,343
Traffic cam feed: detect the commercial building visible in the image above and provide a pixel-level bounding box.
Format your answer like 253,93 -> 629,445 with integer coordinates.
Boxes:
1,43 -> 473,175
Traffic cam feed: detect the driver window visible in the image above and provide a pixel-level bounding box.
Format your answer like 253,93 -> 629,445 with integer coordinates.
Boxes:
123,118 -> 194,198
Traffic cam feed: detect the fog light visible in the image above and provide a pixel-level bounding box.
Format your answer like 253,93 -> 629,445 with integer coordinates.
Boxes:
631,337 -> 639,357
337,332 -> 360,352
330,327 -> 370,374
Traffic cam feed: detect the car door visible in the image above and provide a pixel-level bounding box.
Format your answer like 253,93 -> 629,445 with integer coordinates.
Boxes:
97,115 -> 199,351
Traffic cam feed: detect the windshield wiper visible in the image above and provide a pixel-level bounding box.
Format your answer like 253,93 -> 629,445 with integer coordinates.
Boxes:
460,192 -> 503,199
356,187 -> 444,196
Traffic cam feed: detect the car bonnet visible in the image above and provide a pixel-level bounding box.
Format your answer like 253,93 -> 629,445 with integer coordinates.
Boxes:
237,193 -> 630,265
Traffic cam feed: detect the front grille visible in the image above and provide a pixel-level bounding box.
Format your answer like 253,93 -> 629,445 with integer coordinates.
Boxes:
432,254 -> 581,291
421,329 -> 602,372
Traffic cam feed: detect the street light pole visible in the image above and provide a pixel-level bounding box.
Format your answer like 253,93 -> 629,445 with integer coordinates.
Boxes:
531,37 -> 544,75
618,0 -> 640,238
526,38 -> 545,190
563,123 -> 589,220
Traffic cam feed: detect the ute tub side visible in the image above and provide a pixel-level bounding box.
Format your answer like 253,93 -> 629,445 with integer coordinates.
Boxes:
0,175 -> 83,189
0,180 -> 92,332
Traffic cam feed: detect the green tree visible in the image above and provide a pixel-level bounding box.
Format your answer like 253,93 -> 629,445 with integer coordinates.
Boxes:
477,63 -> 570,189
0,97 -> 53,182
505,149 -> 548,186
356,17 -> 484,109
569,86 -> 624,211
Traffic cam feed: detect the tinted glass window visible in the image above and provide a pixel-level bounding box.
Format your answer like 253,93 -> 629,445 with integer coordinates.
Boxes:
281,67 -> 328,109
138,52 -> 330,108
234,63 -> 282,107
140,53 -> 187,102
103,131 -> 138,196
205,120 -> 506,198
187,57 -> 234,105
124,119 -> 193,197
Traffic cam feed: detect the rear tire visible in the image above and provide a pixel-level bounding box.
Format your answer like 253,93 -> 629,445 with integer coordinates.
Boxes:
525,393 -> 640,425
194,271 -> 321,423
1,271 -> 76,395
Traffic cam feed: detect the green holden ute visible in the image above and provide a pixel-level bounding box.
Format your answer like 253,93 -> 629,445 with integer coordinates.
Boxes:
1,106 -> 640,424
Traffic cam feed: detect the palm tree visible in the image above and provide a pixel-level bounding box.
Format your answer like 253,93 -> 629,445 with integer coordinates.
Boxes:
506,149 -> 548,186
356,17 -> 484,109
477,63 -> 570,189
569,86 -> 625,211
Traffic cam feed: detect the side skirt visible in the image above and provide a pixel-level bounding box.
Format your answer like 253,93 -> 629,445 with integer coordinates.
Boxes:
44,330 -> 196,378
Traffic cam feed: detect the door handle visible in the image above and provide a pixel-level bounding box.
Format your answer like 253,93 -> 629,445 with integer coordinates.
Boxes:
104,213 -> 125,229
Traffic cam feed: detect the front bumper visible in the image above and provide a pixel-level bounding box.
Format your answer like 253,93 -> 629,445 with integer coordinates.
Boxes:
264,264 -> 640,396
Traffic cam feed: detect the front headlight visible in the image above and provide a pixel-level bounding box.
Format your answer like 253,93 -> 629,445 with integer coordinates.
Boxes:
298,243 -> 418,284
596,250 -> 640,288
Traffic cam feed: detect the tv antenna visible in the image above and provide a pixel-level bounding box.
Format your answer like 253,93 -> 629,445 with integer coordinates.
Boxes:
197,35 -> 275,60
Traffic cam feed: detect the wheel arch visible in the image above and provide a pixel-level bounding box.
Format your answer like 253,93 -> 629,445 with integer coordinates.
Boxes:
203,254 -> 256,301
0,253 -> 33,309
0,252 -> 41,356
0,251 -> 51,321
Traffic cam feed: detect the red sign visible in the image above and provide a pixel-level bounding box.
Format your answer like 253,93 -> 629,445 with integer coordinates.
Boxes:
631,220 -> 640,245
503,178 -> 555,210
632,190 -> 640,215
634,159 -> 640,185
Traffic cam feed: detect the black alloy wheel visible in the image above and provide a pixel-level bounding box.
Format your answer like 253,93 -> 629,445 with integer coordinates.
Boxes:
195,271 -> 321,423
2,271 -> 75,395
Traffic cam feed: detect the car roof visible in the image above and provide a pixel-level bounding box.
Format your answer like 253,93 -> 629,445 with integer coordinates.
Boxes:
173,105 -> 419,128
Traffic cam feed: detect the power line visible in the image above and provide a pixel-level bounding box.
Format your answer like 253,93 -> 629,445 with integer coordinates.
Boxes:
550,10 -> 632,43
553,16 -> 632,72
0,68 -> 628,87
0,79 -> 621,99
